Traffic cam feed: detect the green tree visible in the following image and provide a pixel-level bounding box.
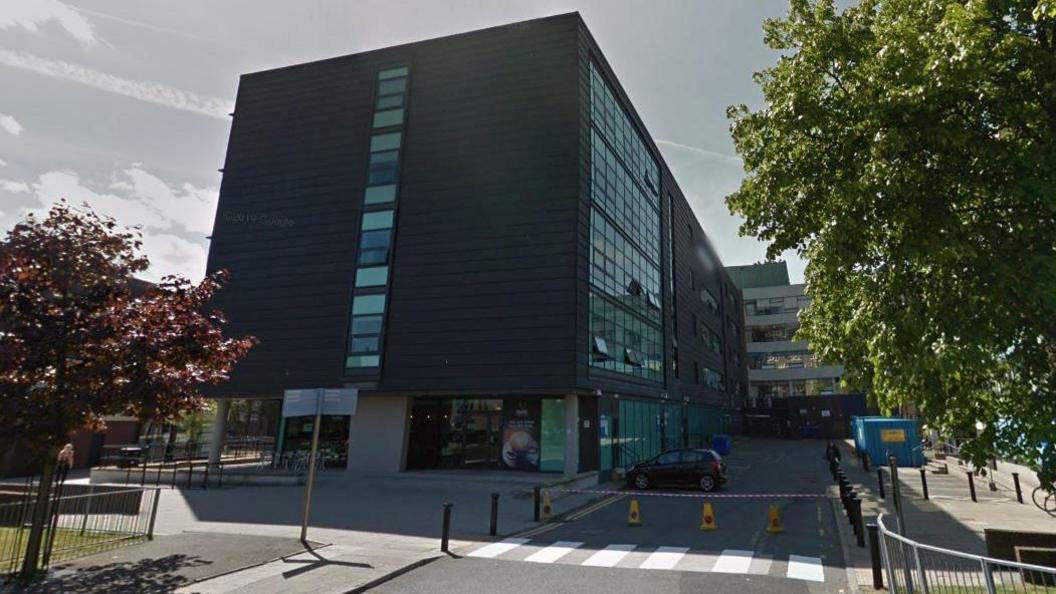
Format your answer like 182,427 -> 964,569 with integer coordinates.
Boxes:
727,0 -> 1055,484
0,202 -> 255,578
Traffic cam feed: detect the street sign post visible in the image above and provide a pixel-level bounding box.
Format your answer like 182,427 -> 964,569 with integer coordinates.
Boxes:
282,388 -> 357,543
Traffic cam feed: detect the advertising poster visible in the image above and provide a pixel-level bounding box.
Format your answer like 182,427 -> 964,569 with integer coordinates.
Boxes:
501,398 -> 541,470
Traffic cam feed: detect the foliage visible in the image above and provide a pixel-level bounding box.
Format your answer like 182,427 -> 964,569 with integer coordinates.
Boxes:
0,201 -> 256,459
727,0 -> 1056,484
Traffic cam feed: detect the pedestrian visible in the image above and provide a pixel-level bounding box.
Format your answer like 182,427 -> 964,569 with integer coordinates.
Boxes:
57,443 -> 75,469
56,443 -> 74,485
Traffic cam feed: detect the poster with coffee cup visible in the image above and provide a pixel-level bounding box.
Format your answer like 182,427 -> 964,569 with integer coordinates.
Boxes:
501,398 -> 540,470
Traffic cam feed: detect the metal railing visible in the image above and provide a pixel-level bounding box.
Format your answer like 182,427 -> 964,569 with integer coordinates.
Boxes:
878,513 -> 1056,593
0,486 -> 160,578
96,436 -> 275,469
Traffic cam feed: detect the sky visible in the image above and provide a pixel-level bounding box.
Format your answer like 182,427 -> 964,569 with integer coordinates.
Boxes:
0,0 -> 806,283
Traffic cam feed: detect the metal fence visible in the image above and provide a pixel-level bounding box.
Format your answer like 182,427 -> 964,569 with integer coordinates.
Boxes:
878,513 -> 1056,593
96,436 -> 274,469
0,486 -> 160,578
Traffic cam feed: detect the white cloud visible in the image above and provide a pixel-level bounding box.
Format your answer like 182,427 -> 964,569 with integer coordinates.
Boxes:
110,167 -> 217,234
15,167 -> 217,280
0,50 -> 231,119
137,232 -> 208,282
0,0 -> 98,45
0,179 -> 30,193
0,158 -> 7,166
0,112 -> 23,136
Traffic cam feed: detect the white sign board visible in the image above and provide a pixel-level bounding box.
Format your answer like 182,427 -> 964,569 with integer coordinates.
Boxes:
282,388 -> 358,417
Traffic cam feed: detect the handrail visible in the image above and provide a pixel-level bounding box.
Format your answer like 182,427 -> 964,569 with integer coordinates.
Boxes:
877,513 -> 1056,574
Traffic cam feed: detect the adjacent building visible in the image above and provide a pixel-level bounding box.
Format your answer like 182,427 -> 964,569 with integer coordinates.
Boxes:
204,13 -> 747,478
726,262 -> 846,408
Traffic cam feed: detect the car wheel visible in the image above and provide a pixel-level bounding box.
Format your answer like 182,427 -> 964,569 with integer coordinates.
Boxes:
699,474 -> 717,492
634,473 -> 650,490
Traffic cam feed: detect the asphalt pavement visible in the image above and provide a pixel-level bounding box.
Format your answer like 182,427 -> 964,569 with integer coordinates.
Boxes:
374,439 -> 852,594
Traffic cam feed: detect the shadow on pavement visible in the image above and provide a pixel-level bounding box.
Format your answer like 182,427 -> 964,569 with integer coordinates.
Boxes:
20,554 -> 211,594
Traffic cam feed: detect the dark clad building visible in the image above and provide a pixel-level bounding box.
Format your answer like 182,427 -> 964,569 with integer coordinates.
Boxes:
206,13 -> 747,478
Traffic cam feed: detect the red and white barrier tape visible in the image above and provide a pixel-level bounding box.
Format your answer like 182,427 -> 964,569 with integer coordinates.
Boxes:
546,488 -> 828,499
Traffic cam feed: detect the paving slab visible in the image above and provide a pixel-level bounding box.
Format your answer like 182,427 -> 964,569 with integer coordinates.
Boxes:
18,532 -> 310,594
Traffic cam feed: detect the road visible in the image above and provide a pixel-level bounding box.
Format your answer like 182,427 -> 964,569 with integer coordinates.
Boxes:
372,439 -> 851,593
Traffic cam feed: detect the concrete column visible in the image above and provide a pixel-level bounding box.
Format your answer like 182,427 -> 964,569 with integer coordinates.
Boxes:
207,399 -> 230,466
564,394 -> 579,478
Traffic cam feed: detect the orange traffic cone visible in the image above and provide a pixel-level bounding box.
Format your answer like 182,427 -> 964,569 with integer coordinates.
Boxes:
542,492 -> 553,521
767,504 -> 784,533
628,498 -> 642,526
700,502 -> 717,531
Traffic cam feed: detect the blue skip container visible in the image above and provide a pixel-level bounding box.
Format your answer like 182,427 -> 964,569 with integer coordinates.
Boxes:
711,435 -> 732,456
854,417 -> 924,467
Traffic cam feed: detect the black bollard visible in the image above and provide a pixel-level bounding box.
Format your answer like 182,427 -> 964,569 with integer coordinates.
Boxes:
862,453 -> 870,472
846,490 -> 857,524
171,462 -> 178,489
1013,472 -> 1023,504
533,485 -> 541,522
867,523 -> 883,589
441,503 -> 452,553
967,471 -> 977,502
218,463 -> 224,489
919,467 -> 929,500
187,460 -> 194,489
490,493 -> 499,536
876,468 -> 886,499
202,464 -> 210,490
851,498 -> 865,547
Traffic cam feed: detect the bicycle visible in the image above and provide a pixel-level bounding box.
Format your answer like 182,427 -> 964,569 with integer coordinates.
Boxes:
1032,484 -> 1056,516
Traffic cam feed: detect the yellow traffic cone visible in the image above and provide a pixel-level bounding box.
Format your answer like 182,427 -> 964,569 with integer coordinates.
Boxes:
700,502 -> 717,531
542,492 -> 553,521
628,498 -> 642,526
767,504 -> 784,533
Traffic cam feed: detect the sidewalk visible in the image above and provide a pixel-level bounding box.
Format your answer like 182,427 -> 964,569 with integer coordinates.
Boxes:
830,440 -> 1056,592
18,470 -> 604,594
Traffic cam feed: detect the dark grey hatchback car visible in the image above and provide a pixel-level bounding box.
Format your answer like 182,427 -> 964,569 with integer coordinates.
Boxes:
625,448 -> 728,492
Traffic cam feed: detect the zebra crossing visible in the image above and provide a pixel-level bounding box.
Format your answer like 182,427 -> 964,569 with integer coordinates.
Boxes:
466,538 -> 827,583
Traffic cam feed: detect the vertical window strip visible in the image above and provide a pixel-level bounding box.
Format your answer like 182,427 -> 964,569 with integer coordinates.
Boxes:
347,65 -> 410,370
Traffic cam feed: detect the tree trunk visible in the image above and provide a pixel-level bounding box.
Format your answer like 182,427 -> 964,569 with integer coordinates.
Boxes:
20,452 -> 58,580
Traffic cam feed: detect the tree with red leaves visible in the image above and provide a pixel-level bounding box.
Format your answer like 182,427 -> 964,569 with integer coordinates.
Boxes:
0,201 -> 255,578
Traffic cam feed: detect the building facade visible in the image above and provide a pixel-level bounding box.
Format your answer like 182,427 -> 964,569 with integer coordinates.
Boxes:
205,13 -> 747,478
726,262 -> 846,408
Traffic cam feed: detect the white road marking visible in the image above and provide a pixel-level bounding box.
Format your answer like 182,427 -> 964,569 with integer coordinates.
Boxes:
466,538 -> 529,559
638,546 -> 689,570
787,554 -> 825,582
712,549 -> 754,574
581,544 -> 636,567
524,541 -> 582,563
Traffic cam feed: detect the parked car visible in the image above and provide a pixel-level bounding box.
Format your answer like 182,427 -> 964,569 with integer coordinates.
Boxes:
625,448 -> 727,492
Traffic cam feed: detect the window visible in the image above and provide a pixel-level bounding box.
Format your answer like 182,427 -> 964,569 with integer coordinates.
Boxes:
693,361 -> 701,384
745,301 -> 756,316
369,132 -> 401,152
367,150 -> 399,185
373,109 -> 404,128
589,293 -> 663,382
589,208 -> 661,325
364,185 -> 396,205
358,230 -> 391,265
657,451 -> 680,465
592,336 -> 610,360
378,66 -> 409,80
700,289 -> 719,315
703,367 -> 724,391
355,266 -> 388,287
682,451 -> 706,463
362,210 -> 394,230
347,296 -> 386,369
750,323 -> 798,343
672,347 -> 679,378
352,294 -> 385,315
348,65 -> 410,373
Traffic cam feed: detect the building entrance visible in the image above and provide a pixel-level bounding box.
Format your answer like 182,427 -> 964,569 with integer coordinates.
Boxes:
407,398 -> 504,469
